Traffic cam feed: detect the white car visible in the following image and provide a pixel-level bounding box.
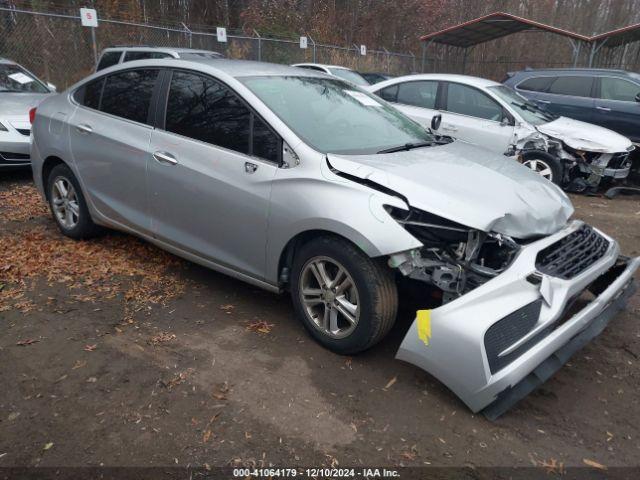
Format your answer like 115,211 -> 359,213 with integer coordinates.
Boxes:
292,63 -> 369,87
366,74 -> 634,190
0,57 -> 54,168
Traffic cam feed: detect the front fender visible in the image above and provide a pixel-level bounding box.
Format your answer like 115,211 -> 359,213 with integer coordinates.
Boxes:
264,165 -> 422,284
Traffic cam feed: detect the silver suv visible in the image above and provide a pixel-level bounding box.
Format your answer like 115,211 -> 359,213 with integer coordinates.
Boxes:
30,58 -> 639,417
96,46 -> 224,71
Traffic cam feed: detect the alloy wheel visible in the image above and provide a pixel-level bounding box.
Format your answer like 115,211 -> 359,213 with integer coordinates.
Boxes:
299,256 -> 360,339
523,158 -> 553,181
51,176 -> 80,229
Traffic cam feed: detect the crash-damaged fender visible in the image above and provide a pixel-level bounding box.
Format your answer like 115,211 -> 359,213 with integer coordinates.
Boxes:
395,220 -> 640,416
536,117 -> 633,153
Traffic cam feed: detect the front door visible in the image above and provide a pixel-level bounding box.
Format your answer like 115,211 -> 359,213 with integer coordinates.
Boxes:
593,76 -> 640,143
148,70 -> 280,280
440,82 -> 513,154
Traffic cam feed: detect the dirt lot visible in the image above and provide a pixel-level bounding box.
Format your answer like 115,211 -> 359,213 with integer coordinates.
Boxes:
1,169 -> 639,472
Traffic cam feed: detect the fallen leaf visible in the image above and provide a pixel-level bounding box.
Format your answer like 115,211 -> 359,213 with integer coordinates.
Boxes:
384,376 -> 397,389
16,339 -> 39,346
583,458 -> 607,470
202,429 -> 212,443
83,344 -> 97,352
43,443 -> 53,451
246,320 -> 274,334
72,360 -> 87,370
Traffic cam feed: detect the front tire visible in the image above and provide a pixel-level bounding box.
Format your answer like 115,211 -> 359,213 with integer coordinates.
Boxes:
521,150 -> 563,186
290,236 -> 398,355
46,164 -> 102,239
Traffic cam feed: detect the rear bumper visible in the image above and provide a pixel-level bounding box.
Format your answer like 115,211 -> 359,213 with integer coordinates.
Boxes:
396,220 -> 639,416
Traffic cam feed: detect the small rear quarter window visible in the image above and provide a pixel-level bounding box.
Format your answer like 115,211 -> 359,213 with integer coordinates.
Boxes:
96,51 -> 122,71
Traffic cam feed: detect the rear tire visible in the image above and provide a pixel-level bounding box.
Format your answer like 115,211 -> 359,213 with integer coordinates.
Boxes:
521,150 -> 563,186
290,235 -> 398,355
46,164 -> 102,239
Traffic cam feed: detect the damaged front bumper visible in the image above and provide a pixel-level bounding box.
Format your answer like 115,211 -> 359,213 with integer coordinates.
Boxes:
396,220 -> 639,417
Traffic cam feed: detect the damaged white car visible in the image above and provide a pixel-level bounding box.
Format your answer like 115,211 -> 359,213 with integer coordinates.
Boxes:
31,60 -> 639,418
366,74 -> 635,192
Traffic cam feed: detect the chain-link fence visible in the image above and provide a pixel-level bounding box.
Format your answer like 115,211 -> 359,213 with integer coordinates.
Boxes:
0,6 -> 416,89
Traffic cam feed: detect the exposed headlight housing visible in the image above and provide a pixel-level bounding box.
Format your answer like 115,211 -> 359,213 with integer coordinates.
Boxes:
386,205 -> 520,303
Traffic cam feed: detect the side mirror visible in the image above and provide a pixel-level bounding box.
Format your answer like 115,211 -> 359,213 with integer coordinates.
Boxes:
635,93 -> 640,103
431,114 -> 442,131
47,82 -> 57,92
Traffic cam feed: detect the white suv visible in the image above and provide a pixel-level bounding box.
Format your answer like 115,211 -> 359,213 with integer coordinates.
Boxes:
96,46 -> 224,71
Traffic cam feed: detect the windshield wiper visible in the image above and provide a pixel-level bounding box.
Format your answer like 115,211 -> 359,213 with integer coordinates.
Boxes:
377,141 -> 435,154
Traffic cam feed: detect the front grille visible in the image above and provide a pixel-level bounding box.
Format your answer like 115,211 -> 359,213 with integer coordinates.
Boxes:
536,225 -> 609,280
16,128 -> 31,136
608,152 -> 630,169
484,300 -> 544,374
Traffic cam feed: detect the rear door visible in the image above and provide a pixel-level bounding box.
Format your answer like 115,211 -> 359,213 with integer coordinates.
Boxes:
69,68 -> 161,233
148,69 -> 279,280
375,80 -> 440,129
593,76 -> 640,143
440,82 -> 514,154
533,75 -> 595,122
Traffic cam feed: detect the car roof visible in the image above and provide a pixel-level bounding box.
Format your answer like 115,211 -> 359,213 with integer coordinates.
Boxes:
101,46 -> 222,56
511,68 -> 637,77
375,73 -> 501,88
292,63 -> 353,71
98,58 -> 331,80
0,57 -> 16,65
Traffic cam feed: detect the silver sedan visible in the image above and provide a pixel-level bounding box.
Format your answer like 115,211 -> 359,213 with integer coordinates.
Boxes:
30,58 -> 639,417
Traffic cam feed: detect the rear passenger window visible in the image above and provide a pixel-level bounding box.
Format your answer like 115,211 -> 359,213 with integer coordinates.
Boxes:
548,76 -> 593,97
377,84 -> 398,102
517,76 -> 554,92
75,78 -> 104,109
96,51 -> 122,71
397,81 -> 438,109
165,71 -> 251,155
100,69 -> 159,124
123,51 -> 172,62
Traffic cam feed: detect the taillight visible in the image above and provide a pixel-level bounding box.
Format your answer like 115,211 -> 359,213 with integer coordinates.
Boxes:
29,107 -> 37,125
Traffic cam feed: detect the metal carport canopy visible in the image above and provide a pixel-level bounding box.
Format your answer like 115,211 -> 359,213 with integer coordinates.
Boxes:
589,21 -> 640,47
419,12 -> 590,48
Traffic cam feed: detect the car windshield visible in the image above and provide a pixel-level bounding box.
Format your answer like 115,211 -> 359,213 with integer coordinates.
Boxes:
241,76 -> 435,155
489,85 -> 557,125
327,68 -> 370,87
0,64 -> 49,93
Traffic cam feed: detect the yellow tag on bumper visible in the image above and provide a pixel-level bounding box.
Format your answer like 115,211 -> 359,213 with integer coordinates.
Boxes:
416,310 -> 432,346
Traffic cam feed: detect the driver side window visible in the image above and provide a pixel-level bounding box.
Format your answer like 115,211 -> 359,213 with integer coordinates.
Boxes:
445,83 -> 503,121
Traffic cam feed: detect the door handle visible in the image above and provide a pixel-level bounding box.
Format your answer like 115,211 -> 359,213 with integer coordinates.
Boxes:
76,124 -> 93,134
245,162 -> 258,174
596,106 -> 611,112
153,151 -> 178,166
441,125 -> 458,132
537,100 -> 551,104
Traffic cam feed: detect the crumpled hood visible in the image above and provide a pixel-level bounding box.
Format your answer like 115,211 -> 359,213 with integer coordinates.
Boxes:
0,92 -> 52,117
327,141 -> 574,239
537,117 -> 633,153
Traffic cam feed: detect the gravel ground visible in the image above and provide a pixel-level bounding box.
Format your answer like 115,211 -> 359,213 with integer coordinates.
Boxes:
1,168 -> 639,473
